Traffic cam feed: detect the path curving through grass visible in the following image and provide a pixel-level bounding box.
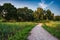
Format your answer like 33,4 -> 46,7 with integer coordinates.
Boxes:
28,23 -> 58,40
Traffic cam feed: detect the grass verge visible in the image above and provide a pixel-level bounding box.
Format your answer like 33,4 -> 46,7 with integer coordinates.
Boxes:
42,21 -> 60,40
0,22 -> 37,40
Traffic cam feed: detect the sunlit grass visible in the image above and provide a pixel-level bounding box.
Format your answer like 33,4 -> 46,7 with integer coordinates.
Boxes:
0,22 -> 37,40
42,21 -> 60,39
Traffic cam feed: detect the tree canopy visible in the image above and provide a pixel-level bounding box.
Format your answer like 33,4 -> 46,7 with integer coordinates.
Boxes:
0,3 -> 60,22
2,3 -> 17,21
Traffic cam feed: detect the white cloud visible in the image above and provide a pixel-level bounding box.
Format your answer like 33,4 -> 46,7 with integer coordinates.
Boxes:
38,0 -> 54,9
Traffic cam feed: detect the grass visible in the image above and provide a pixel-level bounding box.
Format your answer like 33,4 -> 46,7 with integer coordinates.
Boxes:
0,22 -> 37,40
42,21 -> 60,40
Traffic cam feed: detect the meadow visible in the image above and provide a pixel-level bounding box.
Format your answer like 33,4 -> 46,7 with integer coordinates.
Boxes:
0,22 -> 37,40
42,21 -> 60,39
0,21 -> 60,40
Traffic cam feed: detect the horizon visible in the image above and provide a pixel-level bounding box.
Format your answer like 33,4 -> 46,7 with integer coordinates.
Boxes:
0,0 -> 60,16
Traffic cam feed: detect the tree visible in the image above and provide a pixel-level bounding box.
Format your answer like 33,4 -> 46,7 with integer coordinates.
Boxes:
17,7 -> 33,21
46,9 -> 54,20
0,3 -> 55,22
0,5 -> 3,13
2,3 -> 17,21
0,5 -> 3,19
33,7 -> 44,21
55,16 -> 60,21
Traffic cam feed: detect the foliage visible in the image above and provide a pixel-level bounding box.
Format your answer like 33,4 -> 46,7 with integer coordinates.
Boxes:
2,3 -> 18,21
17,7 -> 34,21
33,8 -> 44,21
54,16 -> 60,21
0,3 -> 60,21
46,9 -> 54,20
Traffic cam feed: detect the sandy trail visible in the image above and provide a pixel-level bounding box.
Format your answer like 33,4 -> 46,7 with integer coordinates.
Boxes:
28,24 -> 58,40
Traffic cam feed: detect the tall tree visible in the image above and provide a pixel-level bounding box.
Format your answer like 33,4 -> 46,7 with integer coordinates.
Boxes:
0,5 -> 3,13
0,5 -> 3,19
17,7 -> 33,21
2,3 -> 17,21
33,7 -> 44,21
46,9 -> 54,20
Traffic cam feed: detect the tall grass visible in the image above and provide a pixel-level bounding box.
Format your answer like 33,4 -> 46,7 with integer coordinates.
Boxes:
0,22 -> 37,40
42,21 -> 60,40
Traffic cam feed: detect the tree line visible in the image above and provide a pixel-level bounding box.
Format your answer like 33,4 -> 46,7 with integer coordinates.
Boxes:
0,3 -> 60,22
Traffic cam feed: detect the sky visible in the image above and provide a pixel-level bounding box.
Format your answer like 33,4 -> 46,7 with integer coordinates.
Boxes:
0,0 -> 60,15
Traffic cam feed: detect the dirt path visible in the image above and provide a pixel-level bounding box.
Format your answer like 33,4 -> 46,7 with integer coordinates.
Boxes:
28,24 -> 58,40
